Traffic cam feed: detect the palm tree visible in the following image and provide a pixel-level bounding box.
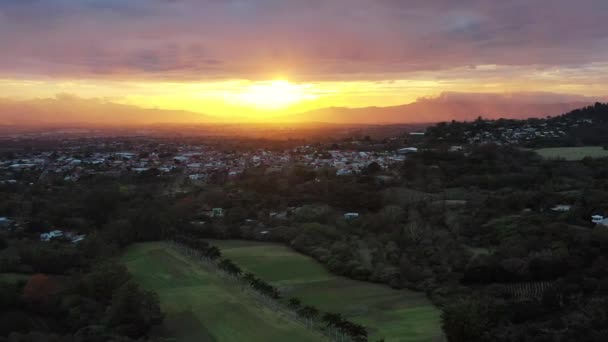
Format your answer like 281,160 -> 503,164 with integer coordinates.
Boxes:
218,259 -> 241,277
243,272 -> 256,284
308,306 -> 319,327
288,297 -> 302,311
298,305 -> 319,328
205,246 -> 221,260
322,312 -> 342,327
350,323 -> 368,342
322,312 -> 344,340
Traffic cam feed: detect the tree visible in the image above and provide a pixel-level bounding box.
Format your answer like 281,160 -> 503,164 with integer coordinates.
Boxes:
22,274 -> 58,303
365,162 -> 382,175
207,246 -> 222,260
298,305 -> 319,327
288,297 -> 302,311
104,281 -> 164,338
243,272 -> 257,285
441,297 -> 494,342
322,312 -> 344,339
218,259 -> 242,277
80,262 -> 131,303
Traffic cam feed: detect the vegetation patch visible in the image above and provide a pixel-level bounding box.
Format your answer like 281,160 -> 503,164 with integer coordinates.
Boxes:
0,273 -> 30,284
535,146 -> 608,160
211,240 -> 443,342
122,242 -> 321,342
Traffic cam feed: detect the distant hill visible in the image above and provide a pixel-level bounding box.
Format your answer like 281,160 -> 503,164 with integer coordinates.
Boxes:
290,92 -> 596,124
556,102 -> 608,123
0,92 -> 602,127
0,95 -> 212,127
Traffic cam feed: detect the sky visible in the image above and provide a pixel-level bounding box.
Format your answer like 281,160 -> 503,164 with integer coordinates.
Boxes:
1,0 -> 608,122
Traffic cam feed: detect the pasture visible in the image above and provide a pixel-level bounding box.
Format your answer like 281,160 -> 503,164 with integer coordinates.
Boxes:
211,240 -> 443,342
535,146 -> 608,160
121,242 -> 321,342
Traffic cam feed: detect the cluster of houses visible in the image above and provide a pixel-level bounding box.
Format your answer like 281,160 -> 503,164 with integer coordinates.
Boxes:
0,216 -> 86,244
550,205 -> 608,227
454,116 -> 597,146
592,215 -> 608,227
303,149 -> 411,176
0,217 -> 14,230
40,230 -> 86,244
465,123 -> 568,145
0,139 -> 416,185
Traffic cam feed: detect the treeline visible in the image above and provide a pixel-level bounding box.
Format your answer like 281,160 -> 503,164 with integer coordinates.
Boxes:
0,261 -> 163,341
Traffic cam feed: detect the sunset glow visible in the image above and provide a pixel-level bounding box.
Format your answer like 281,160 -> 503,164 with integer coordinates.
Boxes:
225,80 -> 318,111
0,1 -> 607,125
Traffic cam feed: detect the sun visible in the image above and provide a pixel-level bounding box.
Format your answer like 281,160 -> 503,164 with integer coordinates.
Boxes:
228,80 -> 317,110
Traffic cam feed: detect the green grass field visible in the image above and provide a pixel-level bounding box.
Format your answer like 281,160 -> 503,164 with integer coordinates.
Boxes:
535,146 -> 608,160
121,242 -> 322,342
211,240 -> 443,342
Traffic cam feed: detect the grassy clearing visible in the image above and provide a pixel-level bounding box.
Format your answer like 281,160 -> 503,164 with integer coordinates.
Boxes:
535,146 -> 608,160
121,242 -> 322,342
211,240 -> 443,342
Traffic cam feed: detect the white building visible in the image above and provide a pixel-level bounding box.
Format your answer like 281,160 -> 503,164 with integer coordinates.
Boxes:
551,205 -> 571,212
40,230 -> 64,242
344,213 -> 360,220
397,147 -> 418,155
0,217 -> 12,229
592,215 -> 605,224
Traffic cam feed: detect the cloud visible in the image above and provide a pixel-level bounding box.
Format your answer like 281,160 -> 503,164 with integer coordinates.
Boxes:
1,0 -> 607,81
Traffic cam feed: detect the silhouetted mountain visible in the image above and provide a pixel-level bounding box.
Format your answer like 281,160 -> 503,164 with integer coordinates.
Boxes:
291,92 -> 598,124
0,92 -> 603,127
0,95 -> 212,127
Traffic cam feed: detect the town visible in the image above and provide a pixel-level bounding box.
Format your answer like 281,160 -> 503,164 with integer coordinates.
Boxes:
0,136 -> 416,185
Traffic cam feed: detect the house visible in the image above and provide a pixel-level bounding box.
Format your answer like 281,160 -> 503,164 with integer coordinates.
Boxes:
40,230 -> 64,242
189,174 -> 207,181
64,232 -> 86,244
187,163 -> 202,169
336,168 -> 353,176
344,213 -> 360,220
397,147 -> 418,155
449,145 -> 464,152
174,156 -> 189,163
0,217 -> 13,230
269,211 -> 288,221
592,215 -> 605,224
212,208 -> 224,217
551,205 -> 571,212
595,218 -> 608,227
592,214 -> 608,227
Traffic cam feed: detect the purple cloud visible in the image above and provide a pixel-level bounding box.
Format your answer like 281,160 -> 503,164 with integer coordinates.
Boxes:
0,0 -> 607,81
